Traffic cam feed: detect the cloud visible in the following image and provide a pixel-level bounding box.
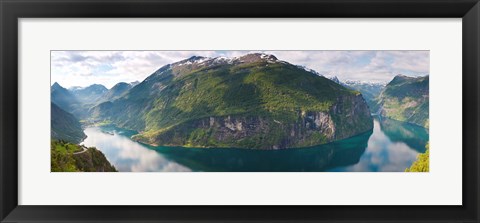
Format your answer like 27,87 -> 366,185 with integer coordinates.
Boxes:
52,51 -> 210,88
51,50 -> 429,88
264,51 -> 429,83
388,51 -> 430,73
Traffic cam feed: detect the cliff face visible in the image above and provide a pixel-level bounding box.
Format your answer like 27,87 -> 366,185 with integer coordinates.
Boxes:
73,147 -> 117,172
330,94 -> 374,140
133,94 -> 372,149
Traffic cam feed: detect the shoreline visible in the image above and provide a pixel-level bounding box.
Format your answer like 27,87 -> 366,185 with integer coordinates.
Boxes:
89,116 -> 427,151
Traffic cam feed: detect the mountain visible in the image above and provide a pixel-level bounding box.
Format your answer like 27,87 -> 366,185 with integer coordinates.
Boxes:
329,76 -> 342,85
52,82 -> 93,118
327,77 -> 385,112
90,53 -> 373,149
51,82 -> 79,113
343,80 -> 385,111
296,65 -> 322,76
97,82 -> 135,103
377,75 -> 429,128
70,84 -> 108,104
130,81 -> 140,86
51,102 -> 86,144
51,140 -> 116,172
69,86 -> 83,91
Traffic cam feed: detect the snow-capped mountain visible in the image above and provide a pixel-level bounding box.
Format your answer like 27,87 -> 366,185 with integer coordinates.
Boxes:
151,53 -> 324,78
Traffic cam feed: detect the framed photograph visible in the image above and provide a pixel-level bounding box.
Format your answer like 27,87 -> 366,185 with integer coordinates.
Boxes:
1,0 -> 479,222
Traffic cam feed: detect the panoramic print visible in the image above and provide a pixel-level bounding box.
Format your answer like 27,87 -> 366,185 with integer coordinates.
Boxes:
51,51 -> 429,172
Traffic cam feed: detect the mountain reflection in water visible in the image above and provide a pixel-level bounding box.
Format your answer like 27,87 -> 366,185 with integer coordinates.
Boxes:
81,117 -> 428,172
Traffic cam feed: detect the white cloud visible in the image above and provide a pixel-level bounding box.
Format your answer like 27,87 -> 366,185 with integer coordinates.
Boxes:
51,50 -> 429,88
388,51 -> 430,73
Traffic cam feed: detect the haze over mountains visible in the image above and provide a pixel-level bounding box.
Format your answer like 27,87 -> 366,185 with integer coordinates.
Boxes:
328,75 -> 429,128
70,84 -> 108,104
51,53 -> 429,150
328,76 -> 386,110
51,103 -> 85,144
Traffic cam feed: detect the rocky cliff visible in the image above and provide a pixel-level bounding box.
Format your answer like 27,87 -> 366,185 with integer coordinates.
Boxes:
132,94 -> 372,150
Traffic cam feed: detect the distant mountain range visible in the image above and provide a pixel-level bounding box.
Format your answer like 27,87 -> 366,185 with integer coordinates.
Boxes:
327,75 -> 429,129
51,80 -> 140,145
52,81 -> 140,118
342,79 -> 385,111
97,82 -> 137,103
70,84 -> 108,104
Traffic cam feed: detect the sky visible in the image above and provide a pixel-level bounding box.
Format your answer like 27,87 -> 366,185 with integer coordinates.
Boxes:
51,50 -> 429,89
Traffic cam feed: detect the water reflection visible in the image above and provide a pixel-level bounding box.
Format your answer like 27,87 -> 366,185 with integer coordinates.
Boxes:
379,117 -> 428,153
81,117 -> 428,172
331,118 -> 426,172
145,130 -> 371,172
82,127 -> 191,172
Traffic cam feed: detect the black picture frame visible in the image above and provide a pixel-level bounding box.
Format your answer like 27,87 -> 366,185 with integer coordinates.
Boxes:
1,0 -> 479,222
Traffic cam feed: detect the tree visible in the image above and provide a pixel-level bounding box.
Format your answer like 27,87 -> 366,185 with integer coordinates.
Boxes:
405,143 -> 429,172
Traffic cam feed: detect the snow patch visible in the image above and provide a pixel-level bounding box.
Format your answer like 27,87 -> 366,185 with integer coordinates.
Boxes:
213,56 -> 235,64
297,65 -> 321,76
195,57 -> 210,64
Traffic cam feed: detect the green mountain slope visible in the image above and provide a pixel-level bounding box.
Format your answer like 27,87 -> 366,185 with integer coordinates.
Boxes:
91,53 -> 373,149
51,102 -> 86,144
377,75 -> 429,128
405,143 -> 429,172
51,140 -> 116,172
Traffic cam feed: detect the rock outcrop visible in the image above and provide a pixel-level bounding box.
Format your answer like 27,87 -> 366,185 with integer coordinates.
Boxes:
133,94 -> 372,149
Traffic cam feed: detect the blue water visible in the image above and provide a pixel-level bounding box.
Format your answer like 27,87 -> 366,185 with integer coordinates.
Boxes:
81,117 -> 428,172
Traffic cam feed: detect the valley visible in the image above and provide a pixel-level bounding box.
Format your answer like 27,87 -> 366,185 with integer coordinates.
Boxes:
50,52 -> 430,172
